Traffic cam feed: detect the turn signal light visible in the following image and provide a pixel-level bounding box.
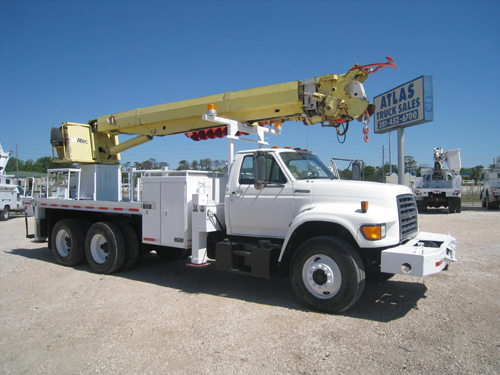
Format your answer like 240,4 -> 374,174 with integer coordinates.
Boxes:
361,224 -> 386,240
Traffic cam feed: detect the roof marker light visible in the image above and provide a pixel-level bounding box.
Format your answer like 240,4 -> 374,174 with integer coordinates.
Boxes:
207,103 -> 217,115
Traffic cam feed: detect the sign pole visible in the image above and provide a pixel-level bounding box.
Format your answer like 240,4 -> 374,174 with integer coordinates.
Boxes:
398,127 -> 405,185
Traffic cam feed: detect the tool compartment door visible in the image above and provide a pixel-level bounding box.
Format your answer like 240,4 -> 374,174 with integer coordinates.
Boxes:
160,181 -> 189,248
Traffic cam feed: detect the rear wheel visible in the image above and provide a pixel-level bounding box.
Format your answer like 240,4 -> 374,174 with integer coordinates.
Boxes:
115,221 -> 139,271
52,219 -> 86,266
85,222 -> 125,274
448,198 -> 461,213
290,236 -> 365,313
0,206 -> 10,221
416,201 -> 427,213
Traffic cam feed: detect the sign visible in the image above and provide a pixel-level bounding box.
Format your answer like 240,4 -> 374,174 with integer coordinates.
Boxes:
373,76 -> 433,134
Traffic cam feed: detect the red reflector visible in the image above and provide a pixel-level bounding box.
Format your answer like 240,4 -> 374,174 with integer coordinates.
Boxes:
144,238 -> 155,242
436,259 -> 444,267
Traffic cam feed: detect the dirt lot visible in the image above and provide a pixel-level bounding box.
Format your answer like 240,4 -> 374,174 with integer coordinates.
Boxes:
1,203 -> 499,374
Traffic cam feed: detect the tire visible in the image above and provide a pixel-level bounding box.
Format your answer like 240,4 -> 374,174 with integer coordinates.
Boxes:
115,221 -> 139,271
416,201 -> 427,213
486,194 -> 492,210
155,246 -> 190,261
85,221 -> 126,274
290,236 -> 365,313
448,198 -> 461,214
76,218 -> 93,235
0,206 -> 10,221
52,219 -> 86,266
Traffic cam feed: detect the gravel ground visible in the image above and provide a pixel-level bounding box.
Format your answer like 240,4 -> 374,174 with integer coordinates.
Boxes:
1,203 -> 499,374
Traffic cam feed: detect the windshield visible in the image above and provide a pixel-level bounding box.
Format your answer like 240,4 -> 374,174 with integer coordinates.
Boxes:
280,151 -> 334,180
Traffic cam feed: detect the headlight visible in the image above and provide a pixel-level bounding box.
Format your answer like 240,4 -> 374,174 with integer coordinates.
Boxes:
361,224 -> 386,240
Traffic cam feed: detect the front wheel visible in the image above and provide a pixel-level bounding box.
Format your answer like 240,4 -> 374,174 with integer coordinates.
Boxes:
290,236 -> 365,313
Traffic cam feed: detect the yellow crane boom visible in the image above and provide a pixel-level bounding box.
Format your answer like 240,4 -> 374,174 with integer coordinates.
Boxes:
51,58 -> 396,164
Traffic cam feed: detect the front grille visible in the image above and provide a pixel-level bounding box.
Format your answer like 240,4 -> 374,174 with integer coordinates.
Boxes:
397,194 -> 418,241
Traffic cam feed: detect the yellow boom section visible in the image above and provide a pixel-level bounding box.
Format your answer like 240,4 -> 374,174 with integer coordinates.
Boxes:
98,81 -> 303,136
51,59 -> 396,164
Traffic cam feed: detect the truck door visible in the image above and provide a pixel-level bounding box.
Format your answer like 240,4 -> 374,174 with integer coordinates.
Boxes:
227,153 -> 293,238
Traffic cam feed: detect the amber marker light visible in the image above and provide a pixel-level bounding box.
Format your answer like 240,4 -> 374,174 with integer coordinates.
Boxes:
361,224 -> 386,240
207,103 -> 217,115
361,201 -> 369,213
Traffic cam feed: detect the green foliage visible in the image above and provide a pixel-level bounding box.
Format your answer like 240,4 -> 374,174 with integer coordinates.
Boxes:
176,158 -> 227,172
5,156 -> 73,173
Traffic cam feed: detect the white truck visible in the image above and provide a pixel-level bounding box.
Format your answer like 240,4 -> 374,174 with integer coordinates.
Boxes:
481,156 -> 500,210
414,148 -> 462,214
0,143 -> 25,220
24,60 -> 457,313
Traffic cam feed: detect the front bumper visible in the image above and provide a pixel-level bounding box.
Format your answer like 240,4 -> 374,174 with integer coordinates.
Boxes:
381,232 -> 457,277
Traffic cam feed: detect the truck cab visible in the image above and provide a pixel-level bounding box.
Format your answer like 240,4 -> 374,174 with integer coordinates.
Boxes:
212,148 -> 456,312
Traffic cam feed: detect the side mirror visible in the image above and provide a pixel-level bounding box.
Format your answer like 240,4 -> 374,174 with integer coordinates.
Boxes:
253,151 -> 267,188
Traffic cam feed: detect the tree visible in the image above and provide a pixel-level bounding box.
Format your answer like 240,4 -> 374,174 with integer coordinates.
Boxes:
177,160 -> 190,170
405,156 -> 418,174
364,165 -> 376,181
339,168 -> 352,180
199,158 -> 212,171
470,165 -> 484,183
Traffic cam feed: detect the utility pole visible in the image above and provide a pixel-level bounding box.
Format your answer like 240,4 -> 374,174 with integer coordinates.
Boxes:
389,132 -> 392,173
382,145 -> 385,183
16,144 -> 19,178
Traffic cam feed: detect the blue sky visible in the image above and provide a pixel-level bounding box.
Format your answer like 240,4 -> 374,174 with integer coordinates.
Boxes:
1,0 -> 499,170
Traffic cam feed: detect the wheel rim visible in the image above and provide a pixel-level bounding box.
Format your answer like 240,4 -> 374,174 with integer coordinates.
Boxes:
90,233 -> 108,264
302,254 -> 342,299
55,229 -> 71,257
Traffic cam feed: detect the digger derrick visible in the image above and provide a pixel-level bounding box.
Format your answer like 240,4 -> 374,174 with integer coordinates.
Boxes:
51,58 -> 396,164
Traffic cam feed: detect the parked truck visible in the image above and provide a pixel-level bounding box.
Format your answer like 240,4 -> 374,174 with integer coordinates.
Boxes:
24,59 -> 457,313
0,143 -> 25,220
414,148 -> 462,214
481,157 -> 500,210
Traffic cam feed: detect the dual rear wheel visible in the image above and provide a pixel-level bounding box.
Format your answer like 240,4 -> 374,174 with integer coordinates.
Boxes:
51,219 -> 139,274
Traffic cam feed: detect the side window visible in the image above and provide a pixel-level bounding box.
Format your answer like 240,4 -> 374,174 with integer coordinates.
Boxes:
238,154 -> 287,185
239,155 -> 254,185
267,157 -> 287,184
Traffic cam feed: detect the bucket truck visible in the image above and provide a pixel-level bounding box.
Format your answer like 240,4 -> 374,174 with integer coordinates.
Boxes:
414,148 -> 462,213
23,59 -> 458,313
0,143 -> 25,220
481,157 -> 500,210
